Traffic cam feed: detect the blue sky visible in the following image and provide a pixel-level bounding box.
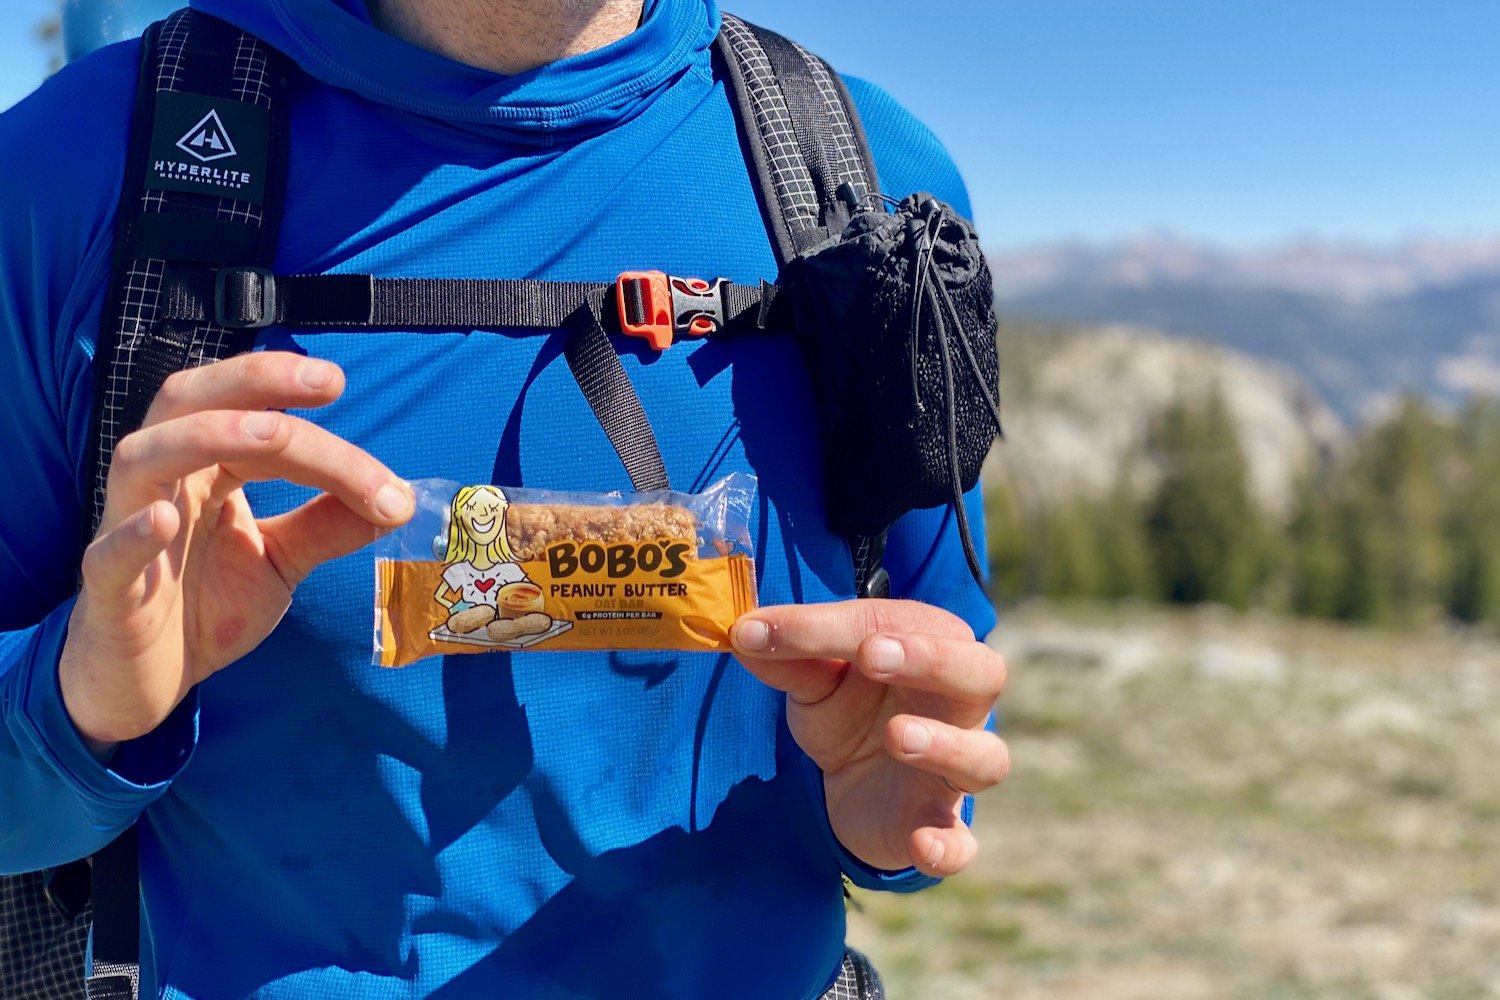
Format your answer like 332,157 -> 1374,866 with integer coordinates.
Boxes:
2,0 -> 1494,248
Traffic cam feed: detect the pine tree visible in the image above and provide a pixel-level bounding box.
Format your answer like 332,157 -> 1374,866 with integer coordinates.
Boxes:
36,13 -> 63,74
1288,468 -> 1343,619
984,479 -> 1030,602
1447,400 -> 1500,624
1336,396 -> 1451,624
1094,469 -> 1157,600
1145,386 -> 1263,609
1040,500 -> 1107,599
1333,488 -> 1385,623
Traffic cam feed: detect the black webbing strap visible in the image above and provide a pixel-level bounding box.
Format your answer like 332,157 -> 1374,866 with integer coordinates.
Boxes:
562,302 -> 671,493
159,268 -> 792,493
74,12 -> 295,1000
158,268 -> 785,494
158,269 -> 788,336
131,212 -> 260,264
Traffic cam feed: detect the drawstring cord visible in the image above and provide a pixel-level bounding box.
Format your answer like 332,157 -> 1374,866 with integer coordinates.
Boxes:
904,201 -> 999,583
843,190 -> 999,587
907,202 -> 947,418
939,275 -> 1004,435
927,279 -> 985,582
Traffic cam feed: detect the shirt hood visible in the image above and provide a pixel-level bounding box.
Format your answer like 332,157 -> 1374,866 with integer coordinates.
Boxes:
187,0 -> 721,143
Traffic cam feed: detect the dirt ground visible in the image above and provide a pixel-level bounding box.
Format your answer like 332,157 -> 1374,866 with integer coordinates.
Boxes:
845,603 -> 1500,1000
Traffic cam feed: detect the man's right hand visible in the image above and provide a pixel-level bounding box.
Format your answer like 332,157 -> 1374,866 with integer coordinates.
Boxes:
59,352 -> 413,755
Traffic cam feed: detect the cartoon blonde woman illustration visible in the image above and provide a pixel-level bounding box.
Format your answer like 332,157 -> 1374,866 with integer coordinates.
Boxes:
434,485 -> 527,613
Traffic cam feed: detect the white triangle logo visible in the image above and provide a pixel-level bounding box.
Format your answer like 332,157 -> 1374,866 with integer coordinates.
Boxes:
175,109 -> 238,163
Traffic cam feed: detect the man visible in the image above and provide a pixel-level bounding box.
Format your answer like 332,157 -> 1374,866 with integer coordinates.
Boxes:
0,1 -> 1009,996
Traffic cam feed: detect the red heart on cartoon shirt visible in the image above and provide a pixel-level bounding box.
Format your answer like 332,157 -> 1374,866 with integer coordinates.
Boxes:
474,578 -> 497,593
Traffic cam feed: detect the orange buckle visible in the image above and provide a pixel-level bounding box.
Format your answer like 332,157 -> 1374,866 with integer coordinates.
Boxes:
616,271 -> 727,351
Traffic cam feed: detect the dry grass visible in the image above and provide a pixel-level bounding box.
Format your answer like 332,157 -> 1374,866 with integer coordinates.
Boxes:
846,603 -> 1500,999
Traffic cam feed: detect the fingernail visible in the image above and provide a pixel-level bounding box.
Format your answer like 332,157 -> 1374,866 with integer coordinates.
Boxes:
926,838 -> 945,869
136,505 -> 156,537
297,361 -> 335,389
375,483 -> 412,521
734,619 -> 770,653
867,637 -> 904,674
902,721 -> 932,754
243,412 -> 278,441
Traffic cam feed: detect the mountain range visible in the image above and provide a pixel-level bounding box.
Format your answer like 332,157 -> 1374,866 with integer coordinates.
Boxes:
990,234 -> 1500,421
988,324 -> 1343,516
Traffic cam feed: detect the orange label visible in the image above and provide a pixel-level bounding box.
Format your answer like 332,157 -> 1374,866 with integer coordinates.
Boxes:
376,553 -> 758,667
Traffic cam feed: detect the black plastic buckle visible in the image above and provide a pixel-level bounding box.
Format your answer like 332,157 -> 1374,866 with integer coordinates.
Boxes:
667,275 -> 728,338
214,266 -> 278,329
616,271 -> 728,350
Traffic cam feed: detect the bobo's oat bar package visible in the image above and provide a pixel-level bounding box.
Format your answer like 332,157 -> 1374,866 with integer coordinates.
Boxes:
374,473 -> 757,667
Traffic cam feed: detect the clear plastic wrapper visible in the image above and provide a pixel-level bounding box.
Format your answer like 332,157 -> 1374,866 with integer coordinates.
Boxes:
373,473 -> 757,667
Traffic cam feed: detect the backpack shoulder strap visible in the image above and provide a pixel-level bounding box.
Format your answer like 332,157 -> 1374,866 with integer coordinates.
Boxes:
715,14 -> 892,596
81,11 -> 295,1000
715,13 -> 879,266
83,7 -> 295,539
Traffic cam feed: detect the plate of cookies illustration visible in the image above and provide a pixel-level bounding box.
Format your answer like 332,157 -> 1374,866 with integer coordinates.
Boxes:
428,596 -> 574,651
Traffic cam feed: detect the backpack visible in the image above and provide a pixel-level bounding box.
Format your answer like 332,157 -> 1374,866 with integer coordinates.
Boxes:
3,9 -> 999,999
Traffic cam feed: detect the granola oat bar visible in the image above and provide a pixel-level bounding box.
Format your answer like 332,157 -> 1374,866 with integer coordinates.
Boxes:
504,503 -> 697,561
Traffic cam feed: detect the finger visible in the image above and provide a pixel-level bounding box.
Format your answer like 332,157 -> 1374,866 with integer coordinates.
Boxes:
260,493 -> 393,588
909,822 -> 980,879
80,500 -> 182,606
732,599 -> 973,664
143,352 -> 344,427
729,651 -> 850,706
854,632 -> 1007,706
886,715 -> 1010,796
106,410 -> 413,528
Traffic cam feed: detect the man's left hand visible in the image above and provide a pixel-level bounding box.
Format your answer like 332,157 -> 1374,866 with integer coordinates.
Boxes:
730,599 -> 1008,878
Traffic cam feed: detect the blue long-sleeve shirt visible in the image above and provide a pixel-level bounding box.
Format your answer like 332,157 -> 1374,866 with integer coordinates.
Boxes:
0,1 -> 993,996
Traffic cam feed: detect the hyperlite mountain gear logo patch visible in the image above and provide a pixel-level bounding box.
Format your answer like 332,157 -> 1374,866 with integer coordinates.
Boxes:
175,110 -> 238,162
147,91 -> 269,205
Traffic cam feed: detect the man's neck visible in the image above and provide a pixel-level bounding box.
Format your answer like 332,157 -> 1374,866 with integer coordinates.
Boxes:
370,0 -> 646,76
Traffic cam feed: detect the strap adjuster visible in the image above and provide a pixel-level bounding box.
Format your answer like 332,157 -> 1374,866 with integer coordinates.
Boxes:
214,266 -> 278,329
615,271 -> 728,350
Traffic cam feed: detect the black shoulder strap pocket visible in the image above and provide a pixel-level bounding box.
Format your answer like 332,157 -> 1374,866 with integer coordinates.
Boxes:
716,13 -> 1001,589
